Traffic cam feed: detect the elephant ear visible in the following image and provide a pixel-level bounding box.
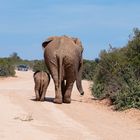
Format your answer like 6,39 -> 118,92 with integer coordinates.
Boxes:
42,36 -> 55,48
72,37 -> 83,51
33,70 -> 40,77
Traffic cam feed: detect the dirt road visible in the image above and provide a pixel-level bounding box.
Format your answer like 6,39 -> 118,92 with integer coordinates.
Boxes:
0,71 -> 139,140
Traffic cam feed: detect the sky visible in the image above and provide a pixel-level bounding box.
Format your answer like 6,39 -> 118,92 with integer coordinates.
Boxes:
0,0 -> 140,60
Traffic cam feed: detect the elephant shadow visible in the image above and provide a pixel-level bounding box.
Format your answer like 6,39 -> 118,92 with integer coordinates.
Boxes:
30,97 -> 54,103
44,97 -> 54,103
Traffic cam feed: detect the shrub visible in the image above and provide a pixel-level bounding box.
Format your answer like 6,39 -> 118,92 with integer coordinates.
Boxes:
0,58 -> 15,77
92,28 -> 140,110
32,60 -> 48,72
82,59 -> 98,80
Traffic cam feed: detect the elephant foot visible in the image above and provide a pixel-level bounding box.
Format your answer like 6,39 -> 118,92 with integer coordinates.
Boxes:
36,98 -> 40,101
53,98 -> 62,104
63,98 -> 71,104
40,98 -> 45,102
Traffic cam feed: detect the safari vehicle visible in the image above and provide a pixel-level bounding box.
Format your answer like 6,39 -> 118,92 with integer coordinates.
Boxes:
17,64 -> 28,71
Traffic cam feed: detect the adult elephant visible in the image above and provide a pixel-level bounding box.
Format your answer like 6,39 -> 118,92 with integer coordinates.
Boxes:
42,35 -> 84,104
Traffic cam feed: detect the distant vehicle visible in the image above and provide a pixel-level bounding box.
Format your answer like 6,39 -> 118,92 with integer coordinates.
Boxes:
17,64 -> 28,71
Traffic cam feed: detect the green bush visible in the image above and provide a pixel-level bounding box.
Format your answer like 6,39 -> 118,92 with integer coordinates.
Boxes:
0,58 -> 15,77
32,60 -> 48,72
82,59 -> 98,80
92,28 -> 140,110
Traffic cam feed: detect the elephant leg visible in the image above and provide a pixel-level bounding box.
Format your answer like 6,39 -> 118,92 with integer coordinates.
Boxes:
50,57 -> 63,104
61,80 -> 66,100
63,81 -> 74,103
52,75 -> 63,104
35,89 -> 40,101
54,82 -> 62,103
34,80 -> 41,101
40,88 -> 46,101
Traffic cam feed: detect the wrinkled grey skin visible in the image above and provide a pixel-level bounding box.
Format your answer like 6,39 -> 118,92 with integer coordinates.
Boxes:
33,71 -> 50,101
42,35 -> 84,104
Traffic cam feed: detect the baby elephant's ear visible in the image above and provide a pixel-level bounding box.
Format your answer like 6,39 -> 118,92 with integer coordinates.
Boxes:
42,37 -> 55,48
33,70 -> 40,77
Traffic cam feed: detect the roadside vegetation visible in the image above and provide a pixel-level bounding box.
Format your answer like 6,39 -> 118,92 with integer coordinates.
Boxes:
92,28 -> 140,110
0,52 -> 47,77
0,57 -> 15,76
82,59 -> 99,80
32,60 -> 48,72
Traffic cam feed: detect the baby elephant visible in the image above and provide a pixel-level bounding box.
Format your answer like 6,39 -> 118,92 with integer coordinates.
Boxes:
33,71 -> 50,101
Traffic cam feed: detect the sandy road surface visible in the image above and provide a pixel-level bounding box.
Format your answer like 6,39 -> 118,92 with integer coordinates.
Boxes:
0,71 -> 140,140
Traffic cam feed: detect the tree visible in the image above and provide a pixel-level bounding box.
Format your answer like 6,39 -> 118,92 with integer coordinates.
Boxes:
10,52 -> 21,60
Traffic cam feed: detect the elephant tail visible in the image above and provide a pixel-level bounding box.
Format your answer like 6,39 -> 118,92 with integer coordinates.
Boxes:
57,55 -> 63,93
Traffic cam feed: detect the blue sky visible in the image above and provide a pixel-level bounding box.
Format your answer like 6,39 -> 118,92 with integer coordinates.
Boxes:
0,0 -> 140,60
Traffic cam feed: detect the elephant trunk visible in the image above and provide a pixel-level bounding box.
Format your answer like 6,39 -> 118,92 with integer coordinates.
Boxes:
76,78 -> 84,95
76,61 -> 84,96
76,59 -> 84,95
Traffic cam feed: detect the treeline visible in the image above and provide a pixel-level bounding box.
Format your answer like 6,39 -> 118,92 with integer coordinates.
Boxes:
0,53 -> 95,78
0,52 -> 47,77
